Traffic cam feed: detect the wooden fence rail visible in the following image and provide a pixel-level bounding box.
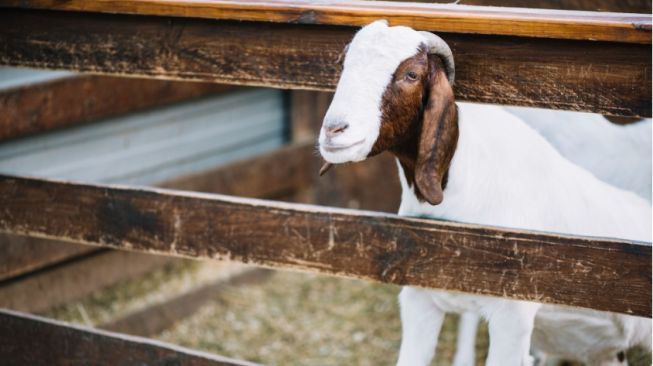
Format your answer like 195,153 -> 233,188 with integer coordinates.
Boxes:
0,3 -> 650,116
0,174 -> 650,317
0,309 -> 259,366
0,75 -> 232,141
4,0 -> 650,43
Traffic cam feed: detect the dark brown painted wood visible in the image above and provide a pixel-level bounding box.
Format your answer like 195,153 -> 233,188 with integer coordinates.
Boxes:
0,143 -> 313,309
0,142 -> 313,282
0,10 -> 648,117
0,309 -> 261,366
0,175 -> 649,316
0,75 -> 233,141
389,0 -> 651,13
101,269 -> 273,336
2,0 -> 649,43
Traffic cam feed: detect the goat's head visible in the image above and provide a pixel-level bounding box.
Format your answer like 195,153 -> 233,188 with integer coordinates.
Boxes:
319,20 -> 457,205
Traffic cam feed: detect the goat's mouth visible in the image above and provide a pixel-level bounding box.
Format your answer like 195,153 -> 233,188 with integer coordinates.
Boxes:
320,139 -> 365,153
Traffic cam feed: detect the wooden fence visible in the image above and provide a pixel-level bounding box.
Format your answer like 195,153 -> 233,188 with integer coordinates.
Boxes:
0,1 -> 650,365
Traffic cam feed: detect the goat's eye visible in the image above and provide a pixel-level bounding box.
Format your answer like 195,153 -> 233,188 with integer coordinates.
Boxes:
405,71 -> 418,81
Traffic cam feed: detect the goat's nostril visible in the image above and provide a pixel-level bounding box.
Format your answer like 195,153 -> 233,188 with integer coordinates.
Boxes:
325,122 -> 349,138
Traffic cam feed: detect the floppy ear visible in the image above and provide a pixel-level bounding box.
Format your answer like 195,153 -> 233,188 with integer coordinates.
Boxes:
414,55 -> 459,205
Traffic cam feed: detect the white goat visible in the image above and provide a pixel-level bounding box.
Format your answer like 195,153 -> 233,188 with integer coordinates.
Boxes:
454,113 -> 652,366
317,20 -> 652,366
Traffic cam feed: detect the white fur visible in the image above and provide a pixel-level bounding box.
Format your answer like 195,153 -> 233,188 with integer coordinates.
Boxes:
396,103 -> 651,366
452,111 -> 652,366
507,107 -> 652,202
320,21 -> 652,366
319,20 -> 425,163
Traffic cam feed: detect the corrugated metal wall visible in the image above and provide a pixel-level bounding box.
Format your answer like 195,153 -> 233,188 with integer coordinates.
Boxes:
0,70 -> 287,185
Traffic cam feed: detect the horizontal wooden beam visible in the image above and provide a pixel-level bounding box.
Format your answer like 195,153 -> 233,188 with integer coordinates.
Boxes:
2,0 -> 649,43
0,309 -> 260,366
0,74 -> 233,141
394,0 -> 651,13
0,10 -> 648,117
0,175 -> 649,316
0,142 -> 315,282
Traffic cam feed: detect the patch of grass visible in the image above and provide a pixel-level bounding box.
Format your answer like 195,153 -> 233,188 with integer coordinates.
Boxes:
157,271 -> 489,366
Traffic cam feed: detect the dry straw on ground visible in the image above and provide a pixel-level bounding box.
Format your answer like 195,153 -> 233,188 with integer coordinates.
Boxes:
45,259 -> 649,366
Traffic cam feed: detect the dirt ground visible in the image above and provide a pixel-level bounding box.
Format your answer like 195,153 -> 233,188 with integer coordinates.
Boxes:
44,260 -> 649,366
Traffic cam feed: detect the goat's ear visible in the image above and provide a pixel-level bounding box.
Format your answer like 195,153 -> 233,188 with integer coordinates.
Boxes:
414,55 -> 458,205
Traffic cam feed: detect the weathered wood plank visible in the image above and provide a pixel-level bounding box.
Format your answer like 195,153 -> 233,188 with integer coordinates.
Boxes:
0,74 -> 233,141
0,309 -> 261,366
0,142 -> 312,282
0,10 -> 648,117
388,0 -> 651,13
101,269 -> 273,336
2,0 -> 649,43
0,250 -> 172,313
0,175 -> 649,316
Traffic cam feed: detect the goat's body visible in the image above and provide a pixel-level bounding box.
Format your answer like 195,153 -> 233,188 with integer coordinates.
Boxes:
398,103 -> 651,241
533,306 -> 652,366
395,102 -> 652,366
507,107 -> 652,202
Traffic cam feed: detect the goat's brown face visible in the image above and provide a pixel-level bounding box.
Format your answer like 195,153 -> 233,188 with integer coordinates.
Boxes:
373,48 -> 458,205
370,47 -> 429,155
319,20 -> 457,205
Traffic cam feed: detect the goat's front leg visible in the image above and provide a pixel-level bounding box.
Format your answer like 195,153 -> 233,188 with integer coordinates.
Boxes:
485,301 -> 540,366
396,287 -> 445,366
453,312 -> 481,366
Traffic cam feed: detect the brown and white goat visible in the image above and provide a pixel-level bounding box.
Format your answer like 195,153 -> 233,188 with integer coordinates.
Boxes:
318,20 -> 651,366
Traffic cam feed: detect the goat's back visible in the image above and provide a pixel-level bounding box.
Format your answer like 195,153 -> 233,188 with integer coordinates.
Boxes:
397,103 -> 652,243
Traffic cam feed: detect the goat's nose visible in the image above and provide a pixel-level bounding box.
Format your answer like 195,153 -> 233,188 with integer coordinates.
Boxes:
324,122 -> 349,138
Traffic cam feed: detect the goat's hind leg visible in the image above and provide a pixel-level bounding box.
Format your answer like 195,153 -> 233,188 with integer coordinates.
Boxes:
396,287 -> 445,366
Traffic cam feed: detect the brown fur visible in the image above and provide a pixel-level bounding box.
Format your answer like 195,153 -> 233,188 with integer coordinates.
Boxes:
370,46 -> 458,205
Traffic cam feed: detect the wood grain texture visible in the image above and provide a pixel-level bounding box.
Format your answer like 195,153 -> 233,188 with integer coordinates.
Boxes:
0,143 -> 310,282
0,309 -> 261,366
1,0 -> 649,43
0,75 -> 233,141
388,0 -> 652,13
1,10 -> 649,117
0,175 -> 649,316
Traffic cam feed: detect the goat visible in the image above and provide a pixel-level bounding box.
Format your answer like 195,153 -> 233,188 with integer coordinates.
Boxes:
453,114 -> 652,366
317,20 -> 652,366
508,108 -> 652,202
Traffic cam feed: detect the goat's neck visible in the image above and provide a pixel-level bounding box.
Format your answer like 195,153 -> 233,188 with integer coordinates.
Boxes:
390,135 -> 420,191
